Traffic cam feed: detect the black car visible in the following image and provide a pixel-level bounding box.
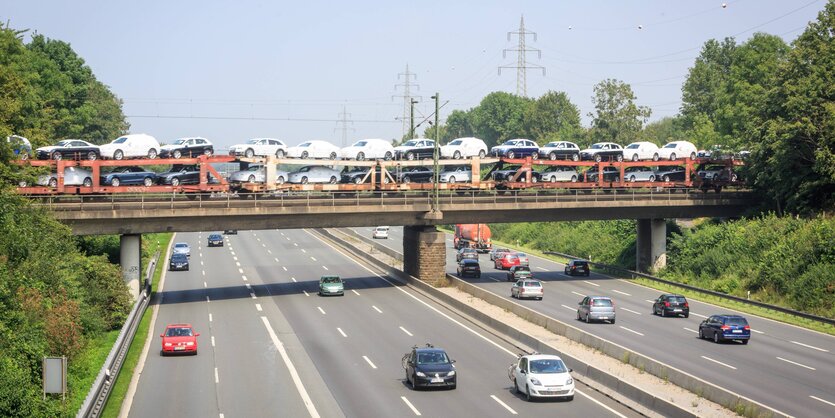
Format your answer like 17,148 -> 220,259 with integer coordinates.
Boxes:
402,344 -> 457,390
506,265 -> 532,281
457,259 -> 481,278
394,139 -> 436,160
207,233 -> 223,247
340,167 -> 390,184
491,166 -> 524,182
396,166 -> 434,184
564,260 -> 590,276
169,253 -> 189,271
101,166 -> 158,187
699,315 -> 751,344
159,137 -> 214,159
585,167 -> 620,182
652,294 -> 689,317
157,165 -> 207,186
456,247 -> 479,262
655,166 -> 687,182
36,139 -> 101,161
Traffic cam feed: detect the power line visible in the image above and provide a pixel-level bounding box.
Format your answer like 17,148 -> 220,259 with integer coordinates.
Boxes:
126,114 -> 399,123
498,15 -> 545,97
393,64 -> 421,138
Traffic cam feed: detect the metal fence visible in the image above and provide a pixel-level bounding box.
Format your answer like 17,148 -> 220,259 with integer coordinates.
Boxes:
543,251 -> 835,327
77,250 -> 160,418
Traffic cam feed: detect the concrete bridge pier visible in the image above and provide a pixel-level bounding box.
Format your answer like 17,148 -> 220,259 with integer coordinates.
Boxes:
403,226 -> 447,286
120,234 -> 142,300
636,219 -> 666,273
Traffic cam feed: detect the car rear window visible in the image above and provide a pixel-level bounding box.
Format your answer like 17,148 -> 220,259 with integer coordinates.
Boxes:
524,281 -> 541,287
592,298 -> 613,307
725,317 -> 748,326
666,296 -> 686,303
574,261 -> 588,266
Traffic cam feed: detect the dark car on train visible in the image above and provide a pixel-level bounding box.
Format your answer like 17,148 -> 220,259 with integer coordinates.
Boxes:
36,139 -> 101,161
101,166 -> 158,187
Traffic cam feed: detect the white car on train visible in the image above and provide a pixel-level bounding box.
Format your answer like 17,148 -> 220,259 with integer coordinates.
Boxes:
228,138 -> 287,158
623,141 -> 660,162
286,140 -> 340,159
99,134 -> 161,160
339,138 -> 394,161
440,137 -> 488,159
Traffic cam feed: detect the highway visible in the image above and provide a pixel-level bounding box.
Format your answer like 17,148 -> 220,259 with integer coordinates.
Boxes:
357,226 -> 835,418
128,229 -> 638,418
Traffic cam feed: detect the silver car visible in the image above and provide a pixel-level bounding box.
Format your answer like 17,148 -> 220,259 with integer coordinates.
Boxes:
288,165 -> 341,184
173,242 -> 191,257
34,166 -> 94,188
438,166 -> 472,183
624,166 -> 656,182
535,166 -> 578,183
511,279 -> 544,300
228,164 -> 290,184
577,296 -> 616,324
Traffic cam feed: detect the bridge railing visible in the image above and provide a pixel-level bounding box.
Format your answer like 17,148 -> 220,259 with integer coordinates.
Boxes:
28,188 -> 754,212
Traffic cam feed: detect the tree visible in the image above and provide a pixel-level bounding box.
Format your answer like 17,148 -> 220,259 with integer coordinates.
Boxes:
522,90 -> 581,142
469,92 -> 532,147
680,38 -> 736,128
588,79 -> 651,143
639,116 -> 686,145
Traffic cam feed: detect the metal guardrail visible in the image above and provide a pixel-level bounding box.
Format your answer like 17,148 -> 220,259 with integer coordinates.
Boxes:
28,188 -> 755,212
77,250 -> 160,418
543,251 -> 835,326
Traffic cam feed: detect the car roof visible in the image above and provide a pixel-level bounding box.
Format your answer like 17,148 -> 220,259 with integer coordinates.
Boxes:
461,259 -> 479,264
588,295 -> 611,300
415,347 -> 447,353
523,353 -> 565,362
166,323 -> 193,328
717,314 -> 745,319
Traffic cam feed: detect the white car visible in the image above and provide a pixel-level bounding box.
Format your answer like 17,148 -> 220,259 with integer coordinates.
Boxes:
372,226 -> 389,239
579,142 -> 624,162
538,141 -> 580,161
173,242 -> 191,257
99,134 -> 161,160
287,165 -> 341,184
32,166 -> 94,188
7,135 -> 32,160
657,141 -> 697,161
286,140 -> 340,160
440,137 -> 488,159
229,138 -> 287,158
509,353 -> 575,401
339,138 -> 394,161
228,165 -> 290,184
623,141 -> 660,161
439,166 -> 472,183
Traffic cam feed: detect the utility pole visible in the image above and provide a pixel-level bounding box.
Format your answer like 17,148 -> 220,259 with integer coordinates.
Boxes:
410,98 -> 419,139
431,93 -> 440,212
334,106 -> 354,147
498,15 -> 545,97
393,64 -> 421,138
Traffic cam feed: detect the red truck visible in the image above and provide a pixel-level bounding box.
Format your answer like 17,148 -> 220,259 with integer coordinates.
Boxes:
454,224 -> 492,253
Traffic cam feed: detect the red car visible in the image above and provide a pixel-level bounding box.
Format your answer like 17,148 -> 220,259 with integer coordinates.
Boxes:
160,323 -> 199,355
494,253 -> 520,270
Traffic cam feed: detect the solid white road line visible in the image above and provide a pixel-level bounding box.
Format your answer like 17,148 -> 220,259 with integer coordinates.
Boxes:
690,313 -> 708,319
337,328 -> 347,338
490,395 -> 517,414
810,395 -> 835,407
400,396 -> 421,416
619,326 -> 644,336
209,313 -> 213,322
215,367 -> 219,383
211,336 -> 216,347
323,265 -> 329,270
791,340 -> 829,352
363,355 -> 377,369
261,317 -> 321,418
612,289 -> 631,296
571,291 -> 585,297
644,299 -> 655,304
373,305 -> 383,313
683,327 -> 698,333
352,290 -> 360,296
256,303 -> 262,312
701,356 -> 737,370
583,280 -> 600,287
400,326 -> 413,337
621,307 -> 642,315
303,290 -> 310,297
561,304 -> 576,311
750,329 -> 764,334
776,356 -> 816,370
317,307 -> 326,315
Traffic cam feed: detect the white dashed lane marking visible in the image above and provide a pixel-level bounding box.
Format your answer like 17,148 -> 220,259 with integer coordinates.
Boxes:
491,395 -> 517,415
351,290 -> 360,296
621,307 -> 642,315
400,326 -> 413,337
810,395 -> 835,407
401,396 -> 421,416
363,356 -> 377,369
683,327 -> 698,333
373,306 -> 383,313
337,328 -> 347,338
583,280 -> 599,287
701,355 -> 736,370
776,357 -> 816,370
791,340 -> 829,352
255,303 -> 262,312
571,291 -> 585,297
561,304 -> 576,311
317,307 -> 326,315
612,289 -> 631,296
619,326 -> 644,336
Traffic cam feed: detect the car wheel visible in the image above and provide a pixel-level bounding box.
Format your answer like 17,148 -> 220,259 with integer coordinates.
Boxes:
248,175 -> 256,183
653,153 -> 659,161
549,152 -> 557,160
87,151 -> 98,161
277,176 -> 285,185
594,154 -> 602,163
52,151 -> 62,160
301,176 -> 309,184
690,152 -> 696,160
384,151 -> 392,160
698,328 -> 704,339
402,175 -> 411,184
576,310 -> 581,320
329,176 -> 337,184
329,152 -> 337,160
173,150 -> 182,159
276,149 -> 285,158
660,308 -> 666,317
531,152 -> 538,160
649,175 -> 656,182
83,177 -> 92,187
713,332 -> 720,343
301,151 -> 309,159
630,175 -> 636,182
148,148 -> 158,159
632,154 -> 639,162
684,313 -> 689,318
111,178 -> 121,187
406,152 -> 415,160
611,318 -> 615,324
353,177 -> 362,184
526,385 -> 533,402
448,175 -> 456,183
114,150 -> 124,160
171,177 -> 181,186
663,175 -> 671,182
741,339 -> 749,345
585,312 -> 590,323
616,154 -> 623,162
571,153 -> 579,162
507,151 -> 515,159
245,148 -> 255,158
357,152 -> 365,161
670,152 -> 677,161
453,150 -> 462,159
478,150 -> 486,158
205,148 -> 214,157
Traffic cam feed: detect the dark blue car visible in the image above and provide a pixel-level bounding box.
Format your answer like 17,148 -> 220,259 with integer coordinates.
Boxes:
101,166 -> 157,187
699,315 -> 750,344
490,139 -> 540,159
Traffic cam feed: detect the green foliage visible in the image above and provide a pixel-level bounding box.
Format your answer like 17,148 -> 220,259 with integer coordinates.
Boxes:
469,92 -> 533,147
588,79 -> 651,144
638,116 -> 686,145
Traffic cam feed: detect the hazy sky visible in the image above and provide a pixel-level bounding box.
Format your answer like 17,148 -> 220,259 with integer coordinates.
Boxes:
1,0 -> 826,149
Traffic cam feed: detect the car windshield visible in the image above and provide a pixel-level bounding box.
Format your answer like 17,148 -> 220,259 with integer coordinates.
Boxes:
592,299 -> 613,307
113,137 -> 127,144
165,327 -> 193,337
353,141 -> 367,147
545,142 -> 558,147
171,254 -> 187,261
626,144 -> 639,149
448,140 -> 462,145
171,139 -> 187,145
175,243 -> 188,249
298,142 -> 311,147
54,140 -> 73,147
209,235 -> 221,239
417,351 -> 449,364
246,139 -> 261,144
590,144 -> 603,149
529,359 -> 567,374
663,143 -> 678,148
402,140 -> 418,146
725,317 -> 748,326
322,277 -> 341,284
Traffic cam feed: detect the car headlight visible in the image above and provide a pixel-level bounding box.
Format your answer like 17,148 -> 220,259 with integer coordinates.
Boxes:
164,343 -> 172,347
447,371 -> 456,376
416,371 -> 426,377
566,377 -> 573,385
530,378 -> 542,386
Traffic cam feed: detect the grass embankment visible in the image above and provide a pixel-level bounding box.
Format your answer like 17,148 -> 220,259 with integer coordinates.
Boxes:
484,217 -> 835,336
100,233 -> 172,418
